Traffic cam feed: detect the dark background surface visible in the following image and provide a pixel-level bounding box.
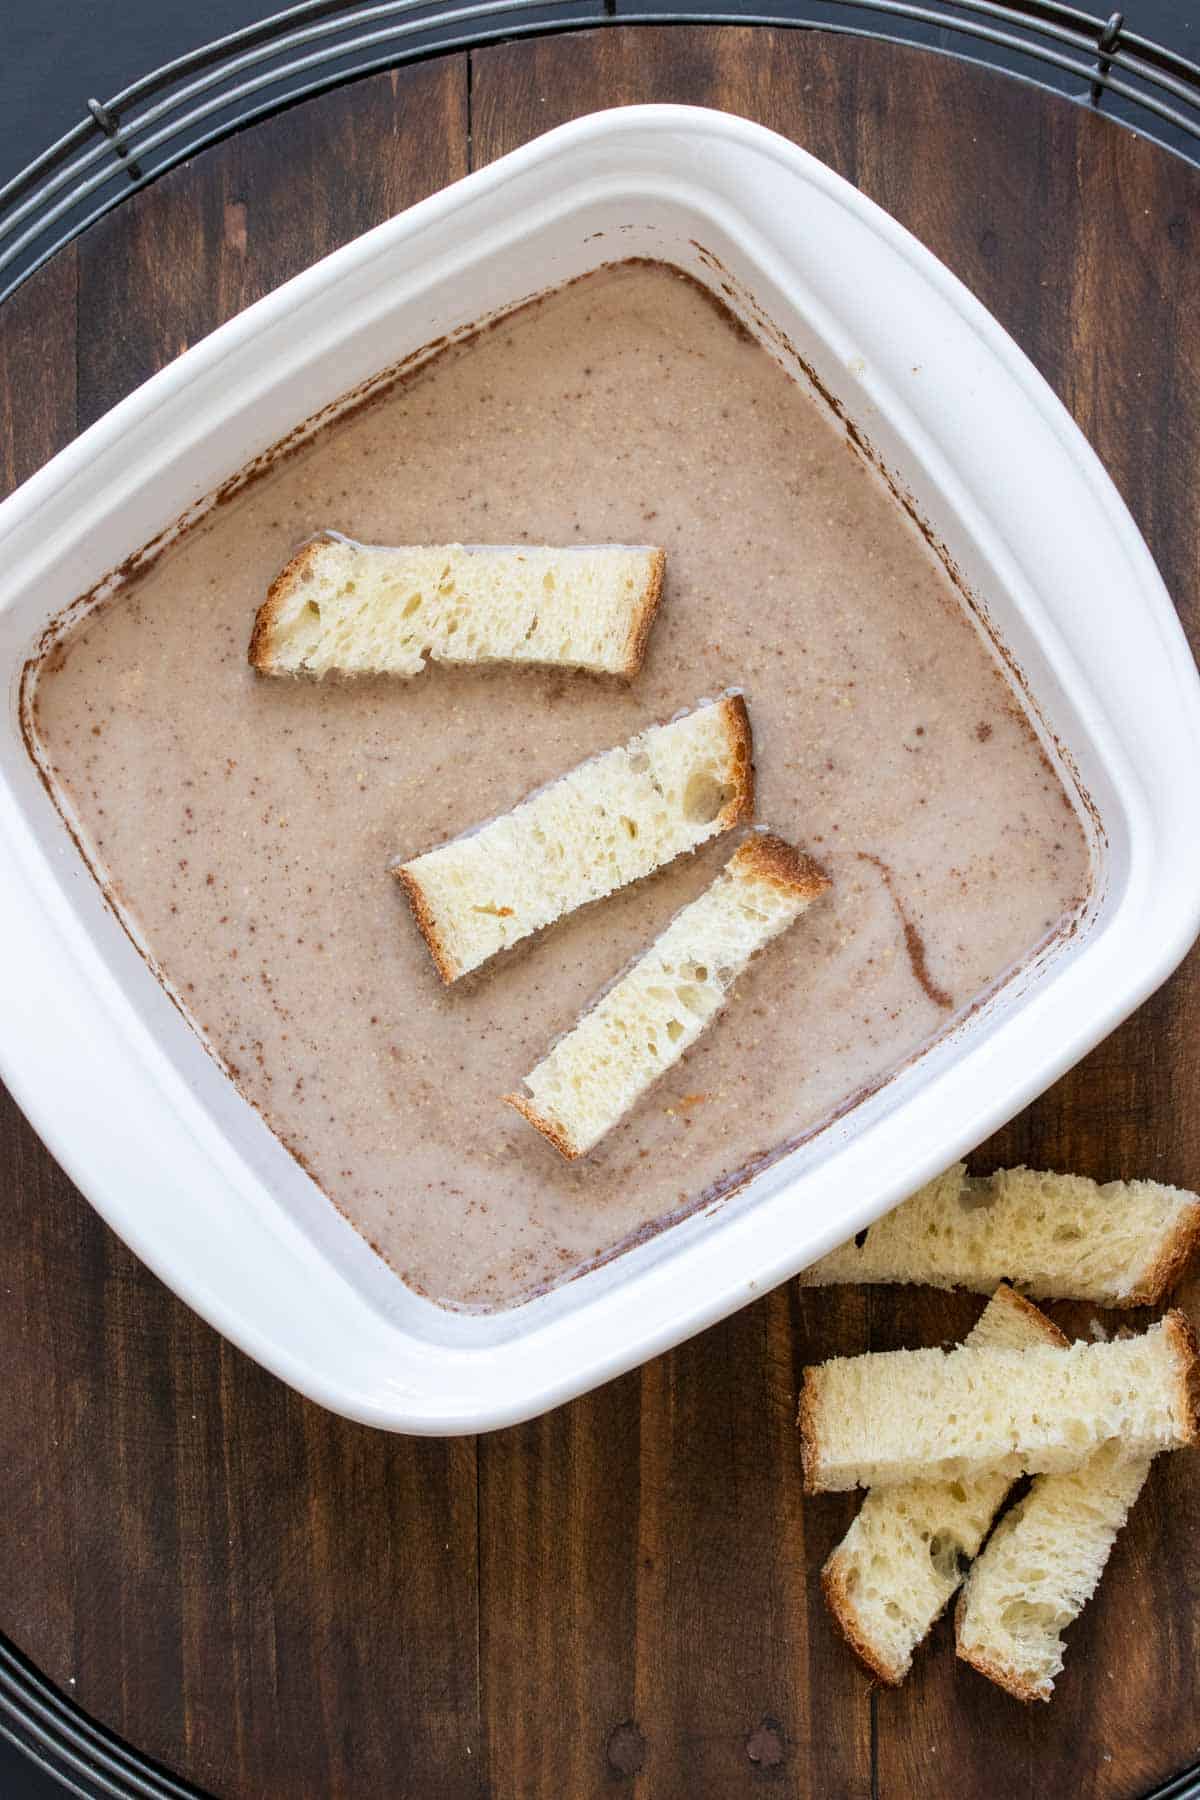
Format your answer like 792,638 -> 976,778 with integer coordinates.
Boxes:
1,0 -> 1197,190
1,3 -> 1198,1797
0,1744 -> 67,1800
1,1758 -> 55,1800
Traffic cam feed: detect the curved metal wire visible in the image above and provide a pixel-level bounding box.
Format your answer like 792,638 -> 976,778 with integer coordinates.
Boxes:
1,0 -> 1199,305
0,1636 -> 207,1798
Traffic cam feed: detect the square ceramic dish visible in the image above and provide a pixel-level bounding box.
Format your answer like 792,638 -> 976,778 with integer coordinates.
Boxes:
3,106 -> 1200,1433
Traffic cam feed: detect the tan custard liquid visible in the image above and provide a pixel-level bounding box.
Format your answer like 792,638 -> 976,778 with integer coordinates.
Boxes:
30,262 -> 1091,1310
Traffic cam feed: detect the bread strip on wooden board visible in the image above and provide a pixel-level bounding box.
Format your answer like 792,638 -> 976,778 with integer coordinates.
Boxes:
954,1438 -> 1153,1703
798,1310 -> 1198,1494
396,696 -> 754,983
800,1163 -> 1200,1308
822,1284 -> 1068,1687
249,536 -> 667,679
506,833 -> 830,1159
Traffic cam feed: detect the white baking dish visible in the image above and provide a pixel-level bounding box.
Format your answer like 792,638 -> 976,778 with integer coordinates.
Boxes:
3,106 -> 1199,1433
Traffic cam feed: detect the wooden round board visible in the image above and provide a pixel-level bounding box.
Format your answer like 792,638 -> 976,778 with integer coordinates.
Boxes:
2,26 -> 1198,1800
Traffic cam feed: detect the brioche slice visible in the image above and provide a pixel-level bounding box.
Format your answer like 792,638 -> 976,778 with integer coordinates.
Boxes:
506,833 -> 830,1158
956,1442 -> 1153,1701
801,1163 -> 1200,1307
249,536 -> 666,678
396,697 -> 753,983
798,1310 -> 1198,1494
823,1285 -> 1068,1686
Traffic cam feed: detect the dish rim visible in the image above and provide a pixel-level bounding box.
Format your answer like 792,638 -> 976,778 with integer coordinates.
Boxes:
3,102 -> 1200,1431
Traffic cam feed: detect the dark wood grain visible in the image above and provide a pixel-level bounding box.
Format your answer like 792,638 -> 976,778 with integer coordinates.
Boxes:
0,247 -> 75,483
2,62 -> 482,1800
472,27 -> 1200,1800
2,26 -> 1199,1800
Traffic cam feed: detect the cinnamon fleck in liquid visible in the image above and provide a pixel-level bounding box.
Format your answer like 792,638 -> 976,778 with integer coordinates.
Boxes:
31,263 -> 1091,1309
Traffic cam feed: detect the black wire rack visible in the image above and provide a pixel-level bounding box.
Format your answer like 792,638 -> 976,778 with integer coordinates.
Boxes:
0,0 -> 1199,308
2,3 -> 1200,1795
0,1638 -> 206,1799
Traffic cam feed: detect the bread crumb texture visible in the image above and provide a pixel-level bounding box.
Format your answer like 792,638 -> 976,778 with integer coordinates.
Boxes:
508,831 -> 829,1157
249,537 -> 666,678
822,1285 -> 1066,1685
801,1164 -> 1200,1307
799,1311 -> 1197,1493
956,1442 -> 1153,1701
398,696 -> 754,982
